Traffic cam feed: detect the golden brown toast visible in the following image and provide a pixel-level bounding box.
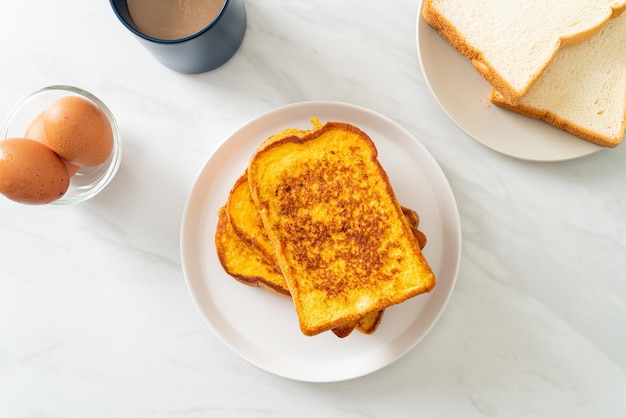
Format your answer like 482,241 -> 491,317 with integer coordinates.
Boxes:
330,310 -> 384,338
227,172 -> 277,267
329,313 -> 386,336
402,206 -> 427,250
215,206 -> 290,297
217,185 -> 380,336
227,173 -> 427,284
219,169 -> 426,337
247,121 -> 436,336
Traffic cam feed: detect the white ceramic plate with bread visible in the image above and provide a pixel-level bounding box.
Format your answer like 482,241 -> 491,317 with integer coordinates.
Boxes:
180,101 -> 461,382
416,0 -> 609,162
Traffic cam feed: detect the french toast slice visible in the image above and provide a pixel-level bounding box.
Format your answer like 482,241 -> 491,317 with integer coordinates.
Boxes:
220,169 -> 427,337
227,172 -> 277,267
215,206 -> 290,297
402,206 -> 427,250
330,310 -> 384,338
247,121 -> 436,336
227,173 -> 427,283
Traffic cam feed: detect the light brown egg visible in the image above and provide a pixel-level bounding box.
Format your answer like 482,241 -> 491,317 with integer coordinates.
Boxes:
0,138 -> 70,204
25,111 -> 81,176
42,96 -> 114,167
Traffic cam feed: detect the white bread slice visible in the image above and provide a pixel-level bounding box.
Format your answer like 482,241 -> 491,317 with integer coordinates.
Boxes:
490,10 -> 626,148
422,0 -> 626,104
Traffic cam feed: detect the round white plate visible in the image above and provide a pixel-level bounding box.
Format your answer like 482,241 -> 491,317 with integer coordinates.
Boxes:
180,101 -> 461,382
416,1 -> 604,162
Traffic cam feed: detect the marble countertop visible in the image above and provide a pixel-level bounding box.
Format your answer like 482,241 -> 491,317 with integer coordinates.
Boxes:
1,1 -> 625,416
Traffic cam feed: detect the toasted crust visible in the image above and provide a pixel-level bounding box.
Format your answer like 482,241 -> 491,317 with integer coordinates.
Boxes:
215,206 -> 290,297
422,0 -> 626,104
402,207 -> 428,249
227,172 -> 277,266
224,169 -> 426,337
332,310 -> 385,338
331,319 -> 359,338
248,121 -> 436,336
356,310 -> 385,335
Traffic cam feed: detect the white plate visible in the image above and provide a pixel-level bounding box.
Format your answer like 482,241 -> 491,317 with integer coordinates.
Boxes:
180,101 -> 461,382
416,1 -> 604,162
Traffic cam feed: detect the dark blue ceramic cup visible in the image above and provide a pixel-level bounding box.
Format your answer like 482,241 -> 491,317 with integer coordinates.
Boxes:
109,0 -> 246,74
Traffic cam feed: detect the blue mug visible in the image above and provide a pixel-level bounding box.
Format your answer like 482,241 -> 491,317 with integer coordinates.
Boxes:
109,0 -> 246,74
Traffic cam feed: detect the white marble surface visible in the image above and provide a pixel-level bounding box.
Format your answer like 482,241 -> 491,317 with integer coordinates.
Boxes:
1,1 -> 625,416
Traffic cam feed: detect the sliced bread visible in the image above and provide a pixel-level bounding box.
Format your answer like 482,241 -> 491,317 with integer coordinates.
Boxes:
490,10 -> 626,148
423,0 -> 626,104
220,170 -> 428,337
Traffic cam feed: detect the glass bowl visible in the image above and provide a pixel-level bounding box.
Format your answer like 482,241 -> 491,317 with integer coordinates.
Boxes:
1,85 -> 122,205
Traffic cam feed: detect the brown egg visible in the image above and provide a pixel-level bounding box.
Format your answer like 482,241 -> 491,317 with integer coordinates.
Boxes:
0,138 -> 70,204
43,96 -> 114,167
25,111 -> 81,176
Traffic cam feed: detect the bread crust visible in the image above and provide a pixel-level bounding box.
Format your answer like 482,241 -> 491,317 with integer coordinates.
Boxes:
422,0 -> 626,104
487,7 -> 626,148
221,169 -> 427,337
248,121 -> 436,336
215,206 -> 291,297
490,90 -> 624,148
227,172 -> 277,266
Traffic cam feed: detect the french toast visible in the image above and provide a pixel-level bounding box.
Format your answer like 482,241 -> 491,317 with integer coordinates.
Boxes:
228,172 -> 429,268
227,172 -> 277,267
247,121 -> 436,336
218,170 -> 427,337
330,310 -> 384,338
402,206 -> 427,250
215,206 -> 289,297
